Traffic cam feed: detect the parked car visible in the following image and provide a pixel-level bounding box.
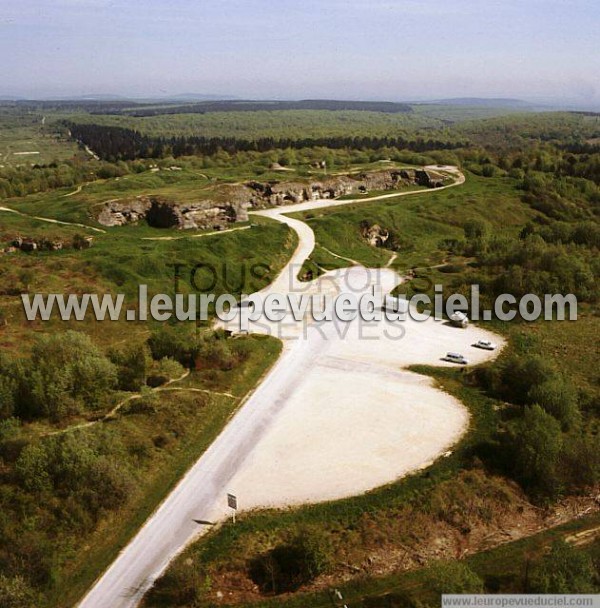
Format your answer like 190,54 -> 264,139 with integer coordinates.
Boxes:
449,311 -> 468,327
444,352 -> 468,364
473,339 -> 496,350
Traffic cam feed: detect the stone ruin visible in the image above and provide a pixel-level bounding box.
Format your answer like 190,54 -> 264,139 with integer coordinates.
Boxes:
95,168 -> 447,230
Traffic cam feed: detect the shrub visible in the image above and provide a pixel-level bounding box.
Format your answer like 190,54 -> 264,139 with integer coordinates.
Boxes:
495,355 -> 556,406
529,541 -> 597,593
425,560 -> 484,594
109,343 -> 152,391
15,331 -> 117,421
506,405 -> 563,502
15,433 -> 134,516
249,529 -> 333,594
528,377 -> 580,430
0,574 -> 38,608
0,353 -> 18,419
148,325 -> 198,366
147,357 -> 185,387
561,432 -> 600,492
0,417 -> 23,461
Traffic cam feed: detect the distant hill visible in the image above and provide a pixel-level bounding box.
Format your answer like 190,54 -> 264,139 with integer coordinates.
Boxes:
431,97 -> 529,107
167,93 -> 240,101
120,99 -> 414,117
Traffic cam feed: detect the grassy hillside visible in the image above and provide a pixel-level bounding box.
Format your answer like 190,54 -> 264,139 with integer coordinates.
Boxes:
142,171 -> 599,607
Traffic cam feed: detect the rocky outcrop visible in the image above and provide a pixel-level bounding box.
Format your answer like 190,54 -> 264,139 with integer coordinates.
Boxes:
3,235 -> 90,254
95,168 -> 447,229
360,221 -> 391,247
244,168 -> 443,210
97,195 -> 249,230
415,169 -> 445,188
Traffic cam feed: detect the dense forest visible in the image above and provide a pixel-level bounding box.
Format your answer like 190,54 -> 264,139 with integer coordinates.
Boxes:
115,99 -> 414,117
66,121 -> 466,162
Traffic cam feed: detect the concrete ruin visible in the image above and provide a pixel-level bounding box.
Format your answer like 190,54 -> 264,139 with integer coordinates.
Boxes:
95,168 -> 447,230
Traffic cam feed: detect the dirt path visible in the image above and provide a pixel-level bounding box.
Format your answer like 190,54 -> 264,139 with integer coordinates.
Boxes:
141,225 -> 251,241
319,245 -> 360,266
62,184 -> 84,197
44,371 -> 239,439
0,205 -> 106,234
45,371 -> 192,437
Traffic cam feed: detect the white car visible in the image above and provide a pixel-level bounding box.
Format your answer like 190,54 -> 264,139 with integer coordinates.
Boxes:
474,339 -> 497,351
445,352 -> 468,365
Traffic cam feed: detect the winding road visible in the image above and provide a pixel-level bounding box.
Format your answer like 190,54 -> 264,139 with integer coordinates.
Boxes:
77,167 -> 502,607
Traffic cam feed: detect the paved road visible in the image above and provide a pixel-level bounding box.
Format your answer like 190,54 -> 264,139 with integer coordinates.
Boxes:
78,167 -> 480,607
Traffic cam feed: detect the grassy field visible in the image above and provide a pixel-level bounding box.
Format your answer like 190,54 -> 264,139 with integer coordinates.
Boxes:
292,173 -> 534,273
0,111 -> 82,167
0,214 -> 296,355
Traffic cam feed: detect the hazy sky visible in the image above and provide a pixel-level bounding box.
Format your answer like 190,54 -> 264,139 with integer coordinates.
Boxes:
1,0 -> 598,102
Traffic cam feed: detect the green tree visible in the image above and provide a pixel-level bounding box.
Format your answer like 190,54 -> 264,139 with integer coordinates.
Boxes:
528,377 -> 580,430
498,355 -> 556,405
16,331 -> 117,421
561,432 -> 600,491
508,405 -> 564,501
109,343 -> 152,391
15,433 -> 133,512
148,325 -> 197,366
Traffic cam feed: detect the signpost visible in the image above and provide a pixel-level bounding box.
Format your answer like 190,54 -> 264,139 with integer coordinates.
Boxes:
227,493 -> 237,523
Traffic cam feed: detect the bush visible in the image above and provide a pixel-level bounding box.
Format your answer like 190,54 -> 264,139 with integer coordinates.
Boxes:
528,377 -> 580,430
249,529 -> 333,594
15,432 -> 134,516
425,560 -> 484,594
15,331 -> 117,421
506,405 -> 563,502
0,574 -> 38,608
464,218 -> 489,240
196,340 -> 235,371
494,355 -> 556,406
0,353 -> 18,420
529,541 -> 597,593
147,357 -> 185,387
0,418 -> 24,461
561,432 -> 600,492
109,343 -> 152,391
148,325 -> 198,366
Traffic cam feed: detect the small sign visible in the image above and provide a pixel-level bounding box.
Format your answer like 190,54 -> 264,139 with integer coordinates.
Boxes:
227,493 -> 237,510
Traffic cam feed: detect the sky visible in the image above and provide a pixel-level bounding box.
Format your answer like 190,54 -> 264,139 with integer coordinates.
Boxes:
0,0 -> 599,104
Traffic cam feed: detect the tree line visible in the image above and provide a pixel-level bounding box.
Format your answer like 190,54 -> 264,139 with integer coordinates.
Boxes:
65,122 -> 467,162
